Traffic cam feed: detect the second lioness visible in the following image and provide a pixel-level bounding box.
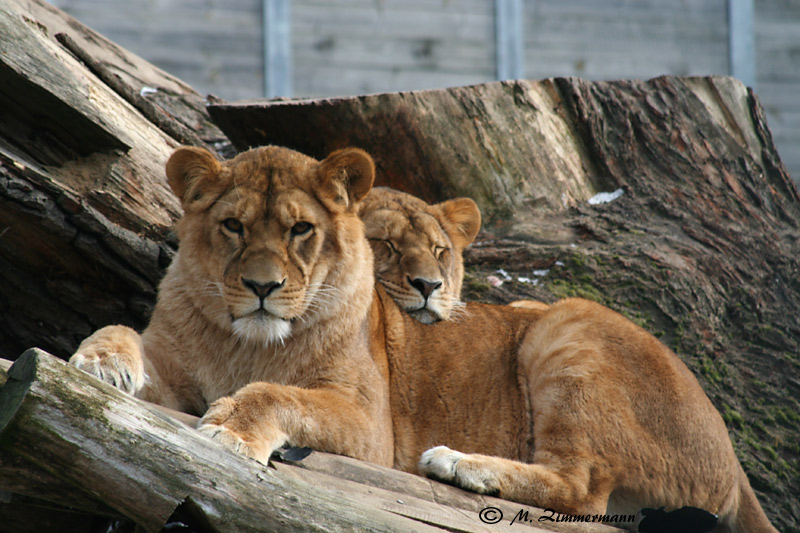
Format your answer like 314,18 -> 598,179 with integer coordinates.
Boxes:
359,187 -> 549,319
358,187 -> 479,323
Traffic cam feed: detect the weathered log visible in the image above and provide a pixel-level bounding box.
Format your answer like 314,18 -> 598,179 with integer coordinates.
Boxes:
0,350 -> 438,532
0,351 -> 624,533
209,80 -> 603,226
208,76 -> 800,531
209,76 -> 798,233
0,359 -> 130,533
54,32 -> 210,151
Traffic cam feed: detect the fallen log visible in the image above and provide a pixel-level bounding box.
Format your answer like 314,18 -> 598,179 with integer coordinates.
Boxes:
0,350 -> 622,533
209,76 -> 798,232
0,349 -> 440,532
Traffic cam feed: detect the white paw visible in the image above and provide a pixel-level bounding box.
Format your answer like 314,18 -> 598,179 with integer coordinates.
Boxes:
70,351 -> 145,394
418,446 -> 498,494
419,445 -> 465,481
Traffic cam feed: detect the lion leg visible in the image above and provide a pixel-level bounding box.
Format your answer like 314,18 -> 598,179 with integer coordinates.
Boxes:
198,381 -> 393,466
508,300 -> 550,311
69,325 -> 146,395
418,446 -> 612,516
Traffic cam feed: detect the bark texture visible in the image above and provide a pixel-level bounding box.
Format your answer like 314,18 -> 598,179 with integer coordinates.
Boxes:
0,0 -> 228,359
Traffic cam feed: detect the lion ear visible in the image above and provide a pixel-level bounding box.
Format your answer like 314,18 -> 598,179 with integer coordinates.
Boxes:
316,148 -> 375,211
436,197 -> 481,248
165,147 -> 223,210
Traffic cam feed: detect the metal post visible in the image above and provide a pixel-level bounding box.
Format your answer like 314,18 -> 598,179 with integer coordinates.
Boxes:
495,0 -> 525,81
263,0 -> 292,98
728,0 -> 756,89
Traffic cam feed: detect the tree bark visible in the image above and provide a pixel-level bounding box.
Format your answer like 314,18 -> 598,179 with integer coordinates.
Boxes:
0,350 -> 436,532
209,76 -> 798,230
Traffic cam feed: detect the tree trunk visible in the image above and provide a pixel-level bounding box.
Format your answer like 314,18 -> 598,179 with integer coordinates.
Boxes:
0,350 -> 620,533
210,76 -> 800,532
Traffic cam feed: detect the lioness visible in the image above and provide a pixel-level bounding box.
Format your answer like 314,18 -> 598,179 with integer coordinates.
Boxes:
359,187 -> 550,319
71,145 -> 394,464
71,146 -> 775,532
358,187 -> 480,323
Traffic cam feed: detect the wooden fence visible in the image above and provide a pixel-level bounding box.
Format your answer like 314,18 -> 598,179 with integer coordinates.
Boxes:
47,0 -> 800,182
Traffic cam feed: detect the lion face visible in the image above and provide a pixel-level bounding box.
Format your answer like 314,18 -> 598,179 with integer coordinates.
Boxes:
165,145 -> 375,346
359,188 -> 480,323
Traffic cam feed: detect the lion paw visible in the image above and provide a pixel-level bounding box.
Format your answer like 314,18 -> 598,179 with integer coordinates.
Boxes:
418,446 -> 499,495
198,421 -> 254,457
69,325 -> 145,394
198,396 -> 287,464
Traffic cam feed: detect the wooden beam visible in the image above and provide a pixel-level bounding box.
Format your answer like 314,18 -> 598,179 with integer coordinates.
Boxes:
728,0 -> 756,89
495,0 -> 524,80
0,350 -> 442,532
0,352 -> 624,532
263,0 -> 293,98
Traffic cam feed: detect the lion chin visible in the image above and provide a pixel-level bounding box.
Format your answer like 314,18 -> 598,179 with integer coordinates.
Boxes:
407,307 -> 440,325
232,312 -> 292,346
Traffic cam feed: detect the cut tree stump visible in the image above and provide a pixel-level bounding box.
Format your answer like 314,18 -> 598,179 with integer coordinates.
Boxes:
0,351 -> 623,533
209,76 -> 798,233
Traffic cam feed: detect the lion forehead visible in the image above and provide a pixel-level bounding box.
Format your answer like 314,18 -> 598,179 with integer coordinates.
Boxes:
213,182 -> 325,230
227,146 -> 316,190
363,207 -> 447,248
274,188 -> 328,225
407,211 -> 450,248
215,186 -> 262,220
358,208 -> 395,238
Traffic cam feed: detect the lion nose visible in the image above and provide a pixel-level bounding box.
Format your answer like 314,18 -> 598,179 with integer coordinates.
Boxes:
409,277 -> 442,299
242,278 -> 285,300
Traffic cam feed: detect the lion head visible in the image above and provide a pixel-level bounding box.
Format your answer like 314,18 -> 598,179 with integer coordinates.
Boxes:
358,187 -> 481,323
164,145 -> 375,346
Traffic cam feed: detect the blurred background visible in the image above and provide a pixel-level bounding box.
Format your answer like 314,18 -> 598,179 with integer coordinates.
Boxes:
48,0 -> 798,184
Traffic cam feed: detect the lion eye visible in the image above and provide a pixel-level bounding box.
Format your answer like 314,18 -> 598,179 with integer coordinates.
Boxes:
291,221 -> 313,237
384,240 -> 399,254
434,246 -> 448,259
368,238 -> 398,255
222,218 -> 244,234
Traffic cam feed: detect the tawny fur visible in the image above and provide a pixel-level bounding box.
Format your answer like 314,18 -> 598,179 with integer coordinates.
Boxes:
71,146 -> 775,533
361,190 -> 773,532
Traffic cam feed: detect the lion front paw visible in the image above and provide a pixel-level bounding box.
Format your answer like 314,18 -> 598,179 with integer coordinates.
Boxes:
69,325 -> 146,394
418,446 -> 499,495
198,396 -> 288,463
